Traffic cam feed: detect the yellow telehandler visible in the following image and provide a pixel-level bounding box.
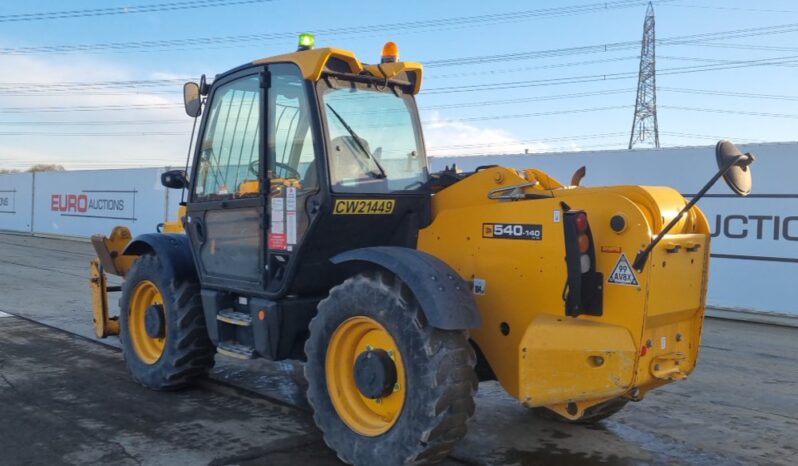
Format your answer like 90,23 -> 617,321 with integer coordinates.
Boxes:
89,34 -> 754,465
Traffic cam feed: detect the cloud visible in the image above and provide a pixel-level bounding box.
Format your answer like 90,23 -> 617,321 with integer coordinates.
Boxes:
422,111 -> 550,157
0,52 -> 191,171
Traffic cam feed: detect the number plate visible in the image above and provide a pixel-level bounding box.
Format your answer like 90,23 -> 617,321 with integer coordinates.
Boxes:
333,199 -> 396,215
482,223 -> 543,240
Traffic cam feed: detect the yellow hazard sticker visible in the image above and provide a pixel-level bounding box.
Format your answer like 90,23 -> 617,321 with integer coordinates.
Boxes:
333,199 -> 395,215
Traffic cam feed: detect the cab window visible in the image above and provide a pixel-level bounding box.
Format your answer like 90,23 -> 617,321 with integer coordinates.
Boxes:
194,75 -> 261,201
320,78 -> 427,194
269,63 -> 318,189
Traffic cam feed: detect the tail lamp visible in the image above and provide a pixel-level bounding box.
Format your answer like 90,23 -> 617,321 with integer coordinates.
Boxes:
563,210 -> 603,317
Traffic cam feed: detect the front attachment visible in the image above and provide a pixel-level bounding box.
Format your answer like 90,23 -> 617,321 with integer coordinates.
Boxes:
90,259 -> 119,338
89,226 -> 134,338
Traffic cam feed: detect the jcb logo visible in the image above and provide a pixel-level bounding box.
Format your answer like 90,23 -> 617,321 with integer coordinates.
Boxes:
482,223 -> 543,241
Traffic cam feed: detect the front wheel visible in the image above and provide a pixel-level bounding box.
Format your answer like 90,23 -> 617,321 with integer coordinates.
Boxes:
119,254 -> 215,390
305,272 -> 477,465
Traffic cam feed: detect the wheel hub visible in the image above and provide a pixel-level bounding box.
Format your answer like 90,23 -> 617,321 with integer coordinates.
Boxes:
353,349 -> 397,399
144,304 -> 165,339
325,316 -> 407,437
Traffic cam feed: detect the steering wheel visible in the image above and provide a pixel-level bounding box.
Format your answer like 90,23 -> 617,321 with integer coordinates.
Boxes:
249,160 -> 302,179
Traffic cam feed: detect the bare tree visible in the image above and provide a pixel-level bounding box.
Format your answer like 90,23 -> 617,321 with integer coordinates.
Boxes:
27,164 -> 66,172
0,168 -> 20,174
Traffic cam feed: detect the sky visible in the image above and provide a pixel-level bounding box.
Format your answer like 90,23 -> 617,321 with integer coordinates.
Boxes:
0,0 -> 796,171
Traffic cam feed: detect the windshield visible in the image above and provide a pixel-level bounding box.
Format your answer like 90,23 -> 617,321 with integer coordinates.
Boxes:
320,78 -> 428,193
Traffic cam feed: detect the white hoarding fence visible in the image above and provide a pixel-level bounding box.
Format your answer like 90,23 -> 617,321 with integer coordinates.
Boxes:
32,168 -> 175,238
431,142 -> 798,318
0,172 -> 34,233
0,142 -> 795,321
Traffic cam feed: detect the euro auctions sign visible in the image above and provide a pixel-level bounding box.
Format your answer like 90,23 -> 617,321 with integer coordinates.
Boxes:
50,191 -> 136,220
33,168 -> 174,238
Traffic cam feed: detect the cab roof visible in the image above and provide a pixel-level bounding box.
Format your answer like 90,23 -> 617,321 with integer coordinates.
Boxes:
233,46 -> 424,94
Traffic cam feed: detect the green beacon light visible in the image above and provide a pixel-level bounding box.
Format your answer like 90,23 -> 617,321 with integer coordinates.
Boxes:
298,33 -> 315,51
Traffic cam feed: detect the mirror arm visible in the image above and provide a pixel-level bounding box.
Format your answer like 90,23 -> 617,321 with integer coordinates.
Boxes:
632,153 -> 752,272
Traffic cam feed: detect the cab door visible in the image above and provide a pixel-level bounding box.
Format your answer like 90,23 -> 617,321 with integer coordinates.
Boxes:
262,63 -> 323,293
186,69 -> 266,293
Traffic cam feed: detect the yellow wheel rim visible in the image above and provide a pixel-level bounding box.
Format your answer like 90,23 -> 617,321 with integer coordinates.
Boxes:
326,316 -> 406,437
128,280 -> 166,364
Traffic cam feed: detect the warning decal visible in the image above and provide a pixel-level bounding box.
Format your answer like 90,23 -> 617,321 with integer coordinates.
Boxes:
608,253 -> 639,286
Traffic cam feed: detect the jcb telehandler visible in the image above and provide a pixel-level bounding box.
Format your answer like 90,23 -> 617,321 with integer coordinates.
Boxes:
90,34 -> 754,465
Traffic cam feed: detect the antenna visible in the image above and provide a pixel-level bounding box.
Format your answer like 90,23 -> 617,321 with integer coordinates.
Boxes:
628,2 -> 660,149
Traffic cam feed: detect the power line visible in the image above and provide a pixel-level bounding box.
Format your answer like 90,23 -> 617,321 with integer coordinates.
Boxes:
421,89 -> 633,110
682,42 -> 798,53
3,101 -> 794,135
0,104 -> 182,114
0,0 -> 273,23
660,105 -> 798,119
423,54 -> 798,94
427,132 -> 628,151
659,54 -> 798,68
2,52 -> 796,114
424,105 -> 630,124
662,3 -> 797,14
424,22 -> 798,68
427,56 -> 640,80
0,1 -> 664,54
429,142 -> 628,157
1,20 -> 796,93
6,2 -> 793,59
659,131 -> 768,143
0,78 -> 187,90
0,120 -> 186,126
0,131 -> 185,136
659,87 -> 798,101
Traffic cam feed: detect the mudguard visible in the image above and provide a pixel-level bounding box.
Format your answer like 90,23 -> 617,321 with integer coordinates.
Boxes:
123,233 -> 197,280
331,246 -> 481,330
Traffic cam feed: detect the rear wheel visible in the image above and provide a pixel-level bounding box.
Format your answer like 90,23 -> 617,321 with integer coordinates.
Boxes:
305,272 -> 477,465
119,254 -> 215,390
532,397 -> 628,424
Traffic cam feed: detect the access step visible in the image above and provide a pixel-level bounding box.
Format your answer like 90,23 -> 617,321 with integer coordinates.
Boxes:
216,341 -> 256,360
216,309 -> 252,327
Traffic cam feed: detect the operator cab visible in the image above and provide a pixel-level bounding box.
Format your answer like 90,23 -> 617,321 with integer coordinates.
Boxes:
176,38 -> 431,300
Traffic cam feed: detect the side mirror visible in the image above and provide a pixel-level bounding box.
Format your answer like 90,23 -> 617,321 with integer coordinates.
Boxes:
161,170 -> 188,189
715,140 -> 754,197
183,82 -> 202,118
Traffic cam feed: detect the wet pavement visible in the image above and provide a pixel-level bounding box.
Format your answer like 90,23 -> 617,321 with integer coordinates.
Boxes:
0,315 -> 334,465
1,232 -> 797,465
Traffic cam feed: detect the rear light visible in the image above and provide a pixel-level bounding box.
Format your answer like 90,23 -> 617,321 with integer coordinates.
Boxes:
580,254 -> 591,273
574,212 -> 588,233
578,234 -> 590,253
563,210 -> 603,317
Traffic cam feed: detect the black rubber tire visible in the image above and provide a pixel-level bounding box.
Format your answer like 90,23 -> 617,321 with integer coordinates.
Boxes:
532,397 -> 629,424
119,254 -> 215,390
305,271 -> 478,466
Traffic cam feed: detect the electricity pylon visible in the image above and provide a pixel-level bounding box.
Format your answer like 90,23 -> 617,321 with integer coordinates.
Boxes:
628,2 -> 660,149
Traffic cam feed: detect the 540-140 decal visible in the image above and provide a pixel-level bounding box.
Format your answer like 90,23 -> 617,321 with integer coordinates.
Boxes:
483,223 -> 543,240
